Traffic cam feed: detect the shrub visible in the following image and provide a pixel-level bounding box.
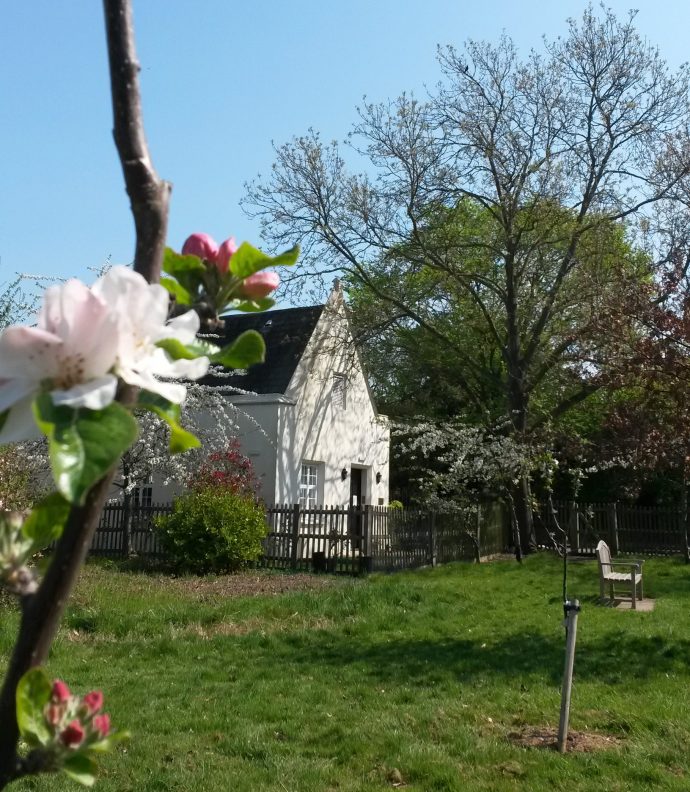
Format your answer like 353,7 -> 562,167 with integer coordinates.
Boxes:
189,439 -> 261,498
155,488 -> 268,574
388,500 -> 404,510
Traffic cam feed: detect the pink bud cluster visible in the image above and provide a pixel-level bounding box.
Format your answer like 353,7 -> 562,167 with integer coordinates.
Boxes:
182,232 -> 238,275
181,233 -> 280,300
44,679 -> 111,751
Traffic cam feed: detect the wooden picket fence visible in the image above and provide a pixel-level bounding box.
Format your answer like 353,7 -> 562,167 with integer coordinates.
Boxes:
90,501 -> 171,558
79,499 -> 510,573
259,501 -> 510,573
75,498 -> 689,572
534,500 -> 690,557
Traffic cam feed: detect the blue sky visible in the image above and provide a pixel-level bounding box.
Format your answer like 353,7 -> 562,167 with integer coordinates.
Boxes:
1,1 -> 689,294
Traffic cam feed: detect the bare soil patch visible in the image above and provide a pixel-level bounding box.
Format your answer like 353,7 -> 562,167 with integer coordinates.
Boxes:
170,571 -> 344,599
509,725 -> 622,753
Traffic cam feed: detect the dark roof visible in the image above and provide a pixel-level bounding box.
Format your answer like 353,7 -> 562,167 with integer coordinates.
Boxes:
208,305 -> 324,394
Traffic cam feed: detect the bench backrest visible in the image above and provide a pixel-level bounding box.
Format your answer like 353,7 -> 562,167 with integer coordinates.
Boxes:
596,540 -> 611,575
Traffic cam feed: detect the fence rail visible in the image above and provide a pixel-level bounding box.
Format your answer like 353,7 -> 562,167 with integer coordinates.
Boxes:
71,498 -> 690,573
535,500 -> 690,557
76,499 -> 509,573
90,502 -> 171,558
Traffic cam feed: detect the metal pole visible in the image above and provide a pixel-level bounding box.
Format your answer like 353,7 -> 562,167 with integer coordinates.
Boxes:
557,599 -> 581,753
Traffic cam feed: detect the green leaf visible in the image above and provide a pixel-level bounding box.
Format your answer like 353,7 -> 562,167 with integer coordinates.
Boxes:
210,330 -> 266,369
136,391 -> 200,454
229,243 -> 299,279
232,297 -> 276,313
16,668 -> 52,747
160,276 -> 193,306
155,337 -> 218,361
89,730 -> 131,754
62,754 -> 97,787
22,492 -> 70,550
162,248 -> 207,297
33,395 -> 139,505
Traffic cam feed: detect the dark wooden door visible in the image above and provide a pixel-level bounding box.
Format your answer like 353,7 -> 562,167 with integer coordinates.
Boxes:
349,469 -> 363,550
349,468 -> 362,507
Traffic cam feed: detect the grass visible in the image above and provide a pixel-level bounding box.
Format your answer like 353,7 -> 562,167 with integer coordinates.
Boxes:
2,554 -> 690,791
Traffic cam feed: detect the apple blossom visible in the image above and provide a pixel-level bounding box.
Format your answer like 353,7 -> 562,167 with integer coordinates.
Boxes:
181,232 -> 218,262
0,266 -> 212,445
215,236 -> 238,274
45,704 -> 63,727
0,279 -> 120,442
82,690 -> 103,715
92,266 -> 209,404
60,720 -> 85,748
52,680 -> 71,704
235,271 -> 280,300
92,714 -> 111,738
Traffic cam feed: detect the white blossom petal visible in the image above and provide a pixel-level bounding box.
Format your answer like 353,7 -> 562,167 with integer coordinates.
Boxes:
51,375 -> 119,410
0,396 -> 41,444
163,310 -> 200,344
94,266 -> 169,334
119,367 -> 187,404
165,356 -> 210,380
0,326 -> 62,378
0,379 -> 35,413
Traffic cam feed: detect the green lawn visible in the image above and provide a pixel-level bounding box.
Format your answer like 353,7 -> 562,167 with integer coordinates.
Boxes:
2,554 -> 690,791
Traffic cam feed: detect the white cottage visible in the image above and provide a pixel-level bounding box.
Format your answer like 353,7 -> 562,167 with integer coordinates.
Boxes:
215,287 -> 390,508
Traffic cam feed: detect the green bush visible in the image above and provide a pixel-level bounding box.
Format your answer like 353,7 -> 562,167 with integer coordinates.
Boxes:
155,488 -> 268,574
388,500 -> 404,510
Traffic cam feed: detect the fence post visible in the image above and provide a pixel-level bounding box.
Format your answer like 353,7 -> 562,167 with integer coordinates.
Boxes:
608,502 -> 619,555
475,504 -> 482,563
359,505 -> 373,574
429,512 -> 437,566
290,503 -> 301,570
557,599 -> 581,753
567,501 -> 578,554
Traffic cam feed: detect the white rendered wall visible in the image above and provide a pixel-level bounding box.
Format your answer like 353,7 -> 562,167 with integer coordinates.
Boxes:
224,397 -> 282,503
274,299 -> 390,507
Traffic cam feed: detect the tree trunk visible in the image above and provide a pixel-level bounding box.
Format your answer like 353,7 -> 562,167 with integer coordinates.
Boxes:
505,372 -> 537,553
504,251 -> 537,555
512,476 -> 537,554
122,481 -> 133,558
682,471 -> 689,564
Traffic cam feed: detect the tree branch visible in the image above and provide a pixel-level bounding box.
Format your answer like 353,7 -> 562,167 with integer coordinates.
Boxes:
0,2 -> 170,786
103,0 -> 171,280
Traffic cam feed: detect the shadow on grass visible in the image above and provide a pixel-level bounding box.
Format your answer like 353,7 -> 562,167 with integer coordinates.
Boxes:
274,628 -> 690,687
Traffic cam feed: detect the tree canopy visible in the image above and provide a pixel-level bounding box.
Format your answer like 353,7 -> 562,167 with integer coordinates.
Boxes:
244,7 -> 690,542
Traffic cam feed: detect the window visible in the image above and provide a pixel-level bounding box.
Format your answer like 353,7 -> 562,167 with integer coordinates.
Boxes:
333,373 -> 347,410
300,463 -> 319,509
133,486 -> 153,507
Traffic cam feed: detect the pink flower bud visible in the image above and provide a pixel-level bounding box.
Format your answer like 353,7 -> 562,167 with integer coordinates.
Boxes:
60,720 -> 85,748
51,680 -> 70,703
92,713 -> 111,738
83,690 -> 104,715
181,233 -> 219,262
236,271 -> 280,300
45,703 -> 63,727
215,237 -> 238,275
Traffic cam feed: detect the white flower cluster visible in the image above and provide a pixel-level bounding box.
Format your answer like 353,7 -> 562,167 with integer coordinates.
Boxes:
0,266 -> 208,443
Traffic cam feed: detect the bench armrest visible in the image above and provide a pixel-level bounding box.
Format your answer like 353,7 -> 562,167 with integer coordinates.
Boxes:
609,561 -> 642,571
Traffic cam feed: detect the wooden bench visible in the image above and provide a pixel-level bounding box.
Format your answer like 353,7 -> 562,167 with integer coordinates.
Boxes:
596,540 -> 644,609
